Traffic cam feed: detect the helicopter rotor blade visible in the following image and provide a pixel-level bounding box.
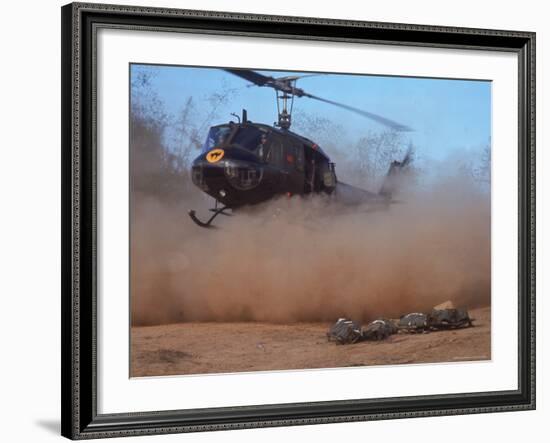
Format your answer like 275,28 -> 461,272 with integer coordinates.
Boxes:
274,74 -> 319,82
224,68 -> 305,95
223,68 -> 412,132
303,93 -> 413,132
224,69 -> 273,87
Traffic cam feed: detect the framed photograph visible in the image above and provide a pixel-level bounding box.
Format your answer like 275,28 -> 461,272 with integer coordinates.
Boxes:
61,2 -> 535,439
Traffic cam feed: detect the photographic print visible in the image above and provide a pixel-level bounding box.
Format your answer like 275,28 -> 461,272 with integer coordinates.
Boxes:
129,64 -> 492,377
62,6 -> 535,437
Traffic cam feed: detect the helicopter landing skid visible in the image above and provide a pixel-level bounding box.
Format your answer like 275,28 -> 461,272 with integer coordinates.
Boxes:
188,206 -> 231,228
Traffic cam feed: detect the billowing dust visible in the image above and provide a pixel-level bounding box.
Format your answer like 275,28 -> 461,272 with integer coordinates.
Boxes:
131,171 -> 490,326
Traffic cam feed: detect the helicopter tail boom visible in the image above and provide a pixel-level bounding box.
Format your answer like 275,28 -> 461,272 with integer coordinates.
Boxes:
334,146 -> 413,207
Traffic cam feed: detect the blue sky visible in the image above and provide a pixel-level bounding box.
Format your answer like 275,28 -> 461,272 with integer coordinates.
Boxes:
131,64 -> 491,161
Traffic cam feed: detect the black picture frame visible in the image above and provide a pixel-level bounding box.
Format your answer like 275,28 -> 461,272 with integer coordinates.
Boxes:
61,2 -> 536,439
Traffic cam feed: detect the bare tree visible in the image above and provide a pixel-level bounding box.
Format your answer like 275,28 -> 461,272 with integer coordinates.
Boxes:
130,70 -> 238,204
168,80 -> 238,169
474,142 -> 491,188
291,110 -> 417,191
453,141 -> 491,192
291,109 -> 345,149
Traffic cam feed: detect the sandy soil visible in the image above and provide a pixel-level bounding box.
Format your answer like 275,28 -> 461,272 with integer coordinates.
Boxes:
130,307 -> 490,377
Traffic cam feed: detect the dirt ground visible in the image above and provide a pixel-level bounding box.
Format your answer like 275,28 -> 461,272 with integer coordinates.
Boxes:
130,306 -> 490,377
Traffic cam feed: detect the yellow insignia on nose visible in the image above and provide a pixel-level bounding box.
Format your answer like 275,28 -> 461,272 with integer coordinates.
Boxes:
206,148 -> 225,163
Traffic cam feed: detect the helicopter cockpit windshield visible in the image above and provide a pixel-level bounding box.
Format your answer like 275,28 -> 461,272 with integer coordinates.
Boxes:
201,125 -> 232,152
203,125 -> 270,160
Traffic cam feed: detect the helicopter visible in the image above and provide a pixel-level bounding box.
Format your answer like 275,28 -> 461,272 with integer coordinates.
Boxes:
188,68 -> 413,228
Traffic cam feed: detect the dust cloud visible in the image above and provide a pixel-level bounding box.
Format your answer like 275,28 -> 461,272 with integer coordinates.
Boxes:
131,170 -> 491,326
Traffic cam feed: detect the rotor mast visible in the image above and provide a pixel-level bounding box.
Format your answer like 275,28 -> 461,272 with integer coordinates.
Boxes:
275,85 -> 295,130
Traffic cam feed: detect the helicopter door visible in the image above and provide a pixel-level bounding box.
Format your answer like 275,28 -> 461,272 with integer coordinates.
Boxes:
264,135 -> 304,194
264,135 -> 284,167
283,144 -> 305,194
304,146 -> 321,193
292,144 -> 305,172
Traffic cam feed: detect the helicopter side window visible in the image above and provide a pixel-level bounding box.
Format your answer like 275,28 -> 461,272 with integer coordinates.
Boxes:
297,146 -> 305,171
265,137 -> 284,167
254,133 -> 270,161
294,145 -> 305,172
232,127 -> 264,154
